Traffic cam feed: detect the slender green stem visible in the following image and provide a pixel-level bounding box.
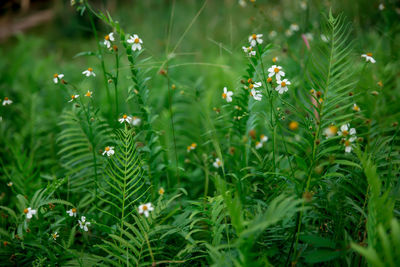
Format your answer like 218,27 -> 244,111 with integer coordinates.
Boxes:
87,12 -> 113,122
114,50 -> 120,120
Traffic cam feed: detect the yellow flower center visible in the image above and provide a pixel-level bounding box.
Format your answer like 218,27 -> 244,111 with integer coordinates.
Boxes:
267,77 -> 272,83
88,67 -> 93,72
123,114 -> 127,119
4,97 -> 8,100
72,208 -> 76,213
54,73 -> 58,78
71,95 -> 75,99
134,38 -> 140,44
159,188 -> 165,195
272,57 -> 277,63
342,130 -> 349,136
105,146 -> 110,151
256,141 -> 260,146
222,93 -> 227,99
274,68 -> 279,73
289,121 -> 299,130
85,91 -> 92,97
217,161 -> 222,166
252,34 -> 257,40
366,53 -> 372,57
281,81 -> 286,87
344,140 -> 350,147
105,35 -> 110,40
260,134 -> 265,139
24,208 -> 29,214
353,105 -> 359,111
142,205 -> 148,211
329,125 -> 338,135
191,143 -> 197,148
247,78 -> 253,83
52,233 -> 57,239
249,83 -> 254,89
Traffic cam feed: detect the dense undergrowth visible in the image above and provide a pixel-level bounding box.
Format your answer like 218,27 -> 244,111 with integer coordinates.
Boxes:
0,0 -> 399,266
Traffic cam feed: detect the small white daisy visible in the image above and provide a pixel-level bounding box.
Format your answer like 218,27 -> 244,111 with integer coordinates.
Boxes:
379,3 -> 385,10
118,114 -> 132,124
276,79 -> 291,94
268,65 -> 285,81
52,232 -> 59,240
242,46 -> 256,56
103,32 -> 115,49
127,34 -> 143,51
85,91 -> 93,98
67,208 -> 77,217
213,158 -> 222,168
131,116 -> 141,126
187,143 -> 197,152
138,203 -> 154,217
78,216 -> 90,232
53,73 -> 64,84
324,125 -> 338,138
7,181 -> 13,187
102,146 -> 115,157
338,124 -> 356,137
68,95 -> 79,102
269,30 -> 277,38
82,68 -> 96,77
250,88 -> 262,101
290,24 -> 300,32
260,134 -> 268,143
361,53 -> 376,63
24,207 -> 37,219
2,97 -> 12,106
222,87 -> 233,103
248,34 -> 263,47
353,103 -> 360,112
255,141 -> 263,150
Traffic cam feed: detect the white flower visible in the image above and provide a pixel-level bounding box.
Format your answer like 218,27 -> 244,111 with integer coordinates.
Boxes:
353,103 -> 360,112
285,29 -> 293,37
82,68 -> 96,77
324,125 -> 338,138
321,34 -> 329,43
103,32 -> 115,48
52,232 -> 59,240
260,134 -> 268,143
276,79 -> 291,94
344,142 -> 353,153
24,207 -> 37,219
187,143 -> 197,152
238,0 -> 246,7
131,116 -> 141,126
300,1 -> 307,10
2,97 -> 12,106
7,181 -> 13,187
242,46 -> 256,56
290,24 -> 300,32
304,33 -> 313,41
85,91 -> 93,98
222,87 -> 233,103
127,34 -> 143,51
269,30 -> 277,38
272,57 -> 278,63
68,95 -> 79,102
53,73 -> 64,84
213,158 -> 222,168
67,208 -> 77,217
361,53 -> 376,63
268,65 -> 285,81
250,88 -> 262,101
119,114 -> 132,124
379,3 -> 385,10
338,124 -> 356,137
138,203 -> 154,217
102,146 -> 115,157
78,216 -> 90,232
255,141 -> 262,149
248,34 -> 263,47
